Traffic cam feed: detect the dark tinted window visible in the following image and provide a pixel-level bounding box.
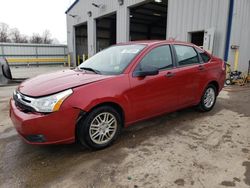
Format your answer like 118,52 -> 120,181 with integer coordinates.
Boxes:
174,45 -> 199,66
136,45 -> 173,71
196,48 -> 211,62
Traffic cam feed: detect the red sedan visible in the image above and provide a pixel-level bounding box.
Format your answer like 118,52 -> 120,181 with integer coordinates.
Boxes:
10,41 -> 226,149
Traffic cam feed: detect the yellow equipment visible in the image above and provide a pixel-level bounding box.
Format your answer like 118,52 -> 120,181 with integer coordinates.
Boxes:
247,60 -> 250,82
225,45 -> 248,86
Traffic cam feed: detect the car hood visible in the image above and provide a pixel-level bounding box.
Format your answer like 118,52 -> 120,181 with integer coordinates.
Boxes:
18,69 -> 113,97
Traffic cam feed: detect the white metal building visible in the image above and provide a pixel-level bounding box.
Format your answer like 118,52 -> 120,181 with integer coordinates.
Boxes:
66,0 -> 250,72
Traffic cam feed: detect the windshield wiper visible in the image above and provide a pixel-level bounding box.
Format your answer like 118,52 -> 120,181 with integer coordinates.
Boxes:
79,67 -> 101,74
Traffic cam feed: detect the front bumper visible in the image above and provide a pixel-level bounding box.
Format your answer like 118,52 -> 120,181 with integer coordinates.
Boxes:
10,99 -> 80,145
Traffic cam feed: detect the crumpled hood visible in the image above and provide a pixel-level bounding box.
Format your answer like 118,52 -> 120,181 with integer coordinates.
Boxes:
18,69 -> 113,97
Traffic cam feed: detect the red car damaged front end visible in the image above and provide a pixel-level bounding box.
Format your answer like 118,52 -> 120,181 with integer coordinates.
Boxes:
10,98 -> 80,144
9,69 -> 113,144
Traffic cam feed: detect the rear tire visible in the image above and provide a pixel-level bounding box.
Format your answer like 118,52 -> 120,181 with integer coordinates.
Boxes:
198,84 -> 217,112
225,79 -> 232,85
77,106 -> 122,150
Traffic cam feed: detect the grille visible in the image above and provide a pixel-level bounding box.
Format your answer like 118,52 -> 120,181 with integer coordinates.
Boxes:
13,91 -> 36,113
25,135 -> 46,143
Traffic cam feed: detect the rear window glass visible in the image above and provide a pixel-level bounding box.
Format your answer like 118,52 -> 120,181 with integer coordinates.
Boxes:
174,45 -> 200,66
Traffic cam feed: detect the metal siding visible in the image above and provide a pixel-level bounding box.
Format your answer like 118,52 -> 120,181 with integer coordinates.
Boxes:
210,1 -> 219,28
186,0 -> 193,34
37,46 -> 65,55
67,0 -> 250,72
167,0 -> 229,59
87,18 -> 96,56
192,1 -> 199,29
0,43 -> 67,59
117,6 -> 129,42
228,0 -> 250,72
66,0 -> 146,60
182,1 -> 188,40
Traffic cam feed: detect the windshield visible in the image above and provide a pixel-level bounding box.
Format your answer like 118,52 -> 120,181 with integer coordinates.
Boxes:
78,44 -> 145,75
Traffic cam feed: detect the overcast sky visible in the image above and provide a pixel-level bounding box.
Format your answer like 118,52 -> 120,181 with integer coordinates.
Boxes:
0,0 -> 74,44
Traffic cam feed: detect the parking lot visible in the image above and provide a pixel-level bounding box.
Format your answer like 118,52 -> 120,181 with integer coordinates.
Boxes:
0,66 -> 249,188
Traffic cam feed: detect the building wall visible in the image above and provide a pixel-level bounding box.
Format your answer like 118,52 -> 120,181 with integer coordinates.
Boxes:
67,0 -> 250,72
167,0 -> 229,59
66,0 -> 145,63
228,0 -> 250,72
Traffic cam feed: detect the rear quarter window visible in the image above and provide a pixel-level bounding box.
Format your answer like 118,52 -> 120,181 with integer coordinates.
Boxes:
196,48 -> 211,63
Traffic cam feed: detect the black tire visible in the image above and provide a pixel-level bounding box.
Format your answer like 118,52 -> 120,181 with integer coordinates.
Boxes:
1,58 -> 12,79
198,84 -> 217,112
77,106 -> 122,150
225,79 -> 232,85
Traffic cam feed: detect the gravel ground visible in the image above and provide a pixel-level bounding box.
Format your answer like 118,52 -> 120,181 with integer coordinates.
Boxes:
0,66 -> 249,188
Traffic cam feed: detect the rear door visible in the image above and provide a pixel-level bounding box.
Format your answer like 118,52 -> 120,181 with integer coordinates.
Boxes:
127,45 -> 181,121
195,47 -> 224,93
173,44 -> 203,106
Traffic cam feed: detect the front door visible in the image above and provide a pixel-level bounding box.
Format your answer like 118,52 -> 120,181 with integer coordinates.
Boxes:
127,45 -> 180,122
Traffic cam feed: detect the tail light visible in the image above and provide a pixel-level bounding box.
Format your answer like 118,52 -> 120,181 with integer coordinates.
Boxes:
222,60 -> 226,71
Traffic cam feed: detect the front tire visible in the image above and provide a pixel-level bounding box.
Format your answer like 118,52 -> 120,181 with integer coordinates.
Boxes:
77,106 -> 122,150
198,84 -> 217,112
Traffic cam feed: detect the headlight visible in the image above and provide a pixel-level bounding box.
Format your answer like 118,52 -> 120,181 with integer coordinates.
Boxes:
29,89 -> 73,113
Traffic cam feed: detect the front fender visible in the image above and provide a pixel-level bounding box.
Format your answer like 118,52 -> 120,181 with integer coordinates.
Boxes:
61,75 -> 132,124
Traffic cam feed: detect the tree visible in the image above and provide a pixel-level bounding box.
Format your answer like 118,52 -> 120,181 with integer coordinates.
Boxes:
30,33 -> 43,44
42,30 -> 53,44
52,38 -> 60,44
20,35 -> 28,43
0,23 -> 58,44
10,28 -> 21,43
0,23 -> 10,42
10,28 -> 28,43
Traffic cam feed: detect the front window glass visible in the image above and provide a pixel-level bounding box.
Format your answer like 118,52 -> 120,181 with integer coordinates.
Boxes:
135,45 -> 173,71
78,44 -> 145,75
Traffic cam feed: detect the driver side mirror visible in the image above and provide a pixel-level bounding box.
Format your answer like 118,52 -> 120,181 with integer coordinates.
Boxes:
133,66 -> 159,77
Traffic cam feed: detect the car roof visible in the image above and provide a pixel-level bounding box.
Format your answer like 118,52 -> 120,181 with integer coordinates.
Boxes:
117,40 -> 195,47
116,40 -> 209,55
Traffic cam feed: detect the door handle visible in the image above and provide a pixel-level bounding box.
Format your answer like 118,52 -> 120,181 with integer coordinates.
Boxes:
165,72 -> 175,77
198,65 -> 205,70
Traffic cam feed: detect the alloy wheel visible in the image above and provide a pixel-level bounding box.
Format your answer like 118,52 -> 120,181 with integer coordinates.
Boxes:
203,87 -> 215,108
89,112 -> 117,145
